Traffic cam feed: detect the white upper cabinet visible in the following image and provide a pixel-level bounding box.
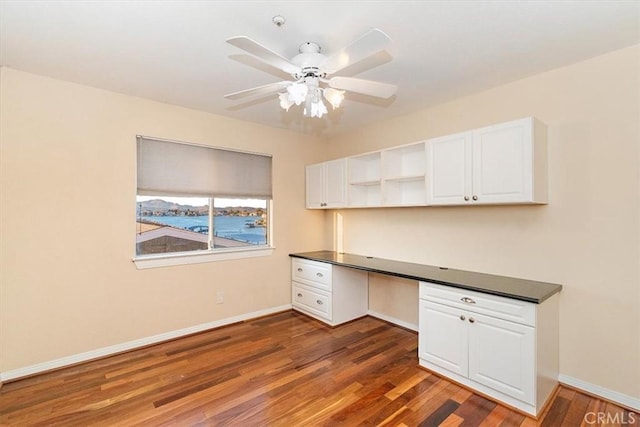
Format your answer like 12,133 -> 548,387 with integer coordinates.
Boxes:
305,117 -> 548,209
305,159 -> 347,209
426,117 -> 548,206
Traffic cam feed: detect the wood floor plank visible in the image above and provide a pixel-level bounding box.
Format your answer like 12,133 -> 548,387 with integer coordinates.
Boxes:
561,388 -> 592,426
419,398 -> 461,426
480,404 -> 525,427
440,413 -> 465,427
452,392 -> 497,427
541,395 -> 572,427
0,312 -> 633,426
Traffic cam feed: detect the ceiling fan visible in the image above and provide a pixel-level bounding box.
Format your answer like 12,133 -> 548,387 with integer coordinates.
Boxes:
224,28 -> 397,118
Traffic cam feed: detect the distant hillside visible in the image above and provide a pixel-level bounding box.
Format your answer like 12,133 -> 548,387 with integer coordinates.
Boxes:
137,199 -> 263,216
138,199 -> 206,212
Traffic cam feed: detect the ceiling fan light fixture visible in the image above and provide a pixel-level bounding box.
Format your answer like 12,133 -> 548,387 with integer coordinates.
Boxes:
304,96 -> 327,118
323,87 -> 345,109
278,92 -> 294,111
225,28 -> 397,120
280,82 -> 329,118
286,83 -> 308,105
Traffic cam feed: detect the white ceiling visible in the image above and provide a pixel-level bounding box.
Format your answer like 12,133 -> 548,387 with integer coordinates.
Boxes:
1,1 -> 639,136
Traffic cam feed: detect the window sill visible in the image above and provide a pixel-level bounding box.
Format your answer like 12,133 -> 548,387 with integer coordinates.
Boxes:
133,246 -> 275,269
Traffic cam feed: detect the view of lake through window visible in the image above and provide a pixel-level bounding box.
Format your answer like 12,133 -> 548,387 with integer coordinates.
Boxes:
136,196 -> 267,256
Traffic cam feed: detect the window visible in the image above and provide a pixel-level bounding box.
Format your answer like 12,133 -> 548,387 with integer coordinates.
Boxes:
134,136 -> 272,267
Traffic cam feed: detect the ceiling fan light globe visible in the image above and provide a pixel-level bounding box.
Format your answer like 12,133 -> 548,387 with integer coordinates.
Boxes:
287,83 -> 308,105
323,88 -> 345,109
278,92 -> 294,111
308,98 -> 327,118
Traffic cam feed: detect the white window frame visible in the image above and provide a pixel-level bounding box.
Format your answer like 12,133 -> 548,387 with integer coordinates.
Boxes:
133,136 -> 274,269
133,199 -> 274,269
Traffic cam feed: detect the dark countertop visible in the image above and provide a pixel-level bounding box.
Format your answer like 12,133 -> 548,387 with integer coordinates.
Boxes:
289,251 -> 562,304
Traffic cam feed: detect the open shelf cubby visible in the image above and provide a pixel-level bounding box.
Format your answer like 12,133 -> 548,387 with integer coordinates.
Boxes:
382,142 -> 426,180
349,182 -> 382,207
348,152 -> 381,184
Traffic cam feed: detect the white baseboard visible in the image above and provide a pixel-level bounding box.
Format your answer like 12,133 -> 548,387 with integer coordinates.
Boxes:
367,310 -> 418,332
0,304 -> 292,383
559,374 -> 640,412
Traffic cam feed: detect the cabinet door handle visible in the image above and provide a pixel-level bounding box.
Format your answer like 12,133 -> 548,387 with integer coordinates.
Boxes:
316,272 -> 323,278
297,268 -> 303,272
460,315 -> 466,321
464,196 -> 470,201
472,195 -> 478,201
297,293 -> 303,298
316,300 -> 323,305
460,297 -> 476,304
469,317 -> 475,323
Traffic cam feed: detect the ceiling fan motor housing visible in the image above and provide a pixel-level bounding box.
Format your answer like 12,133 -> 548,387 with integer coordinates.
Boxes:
292,42 -> 327,79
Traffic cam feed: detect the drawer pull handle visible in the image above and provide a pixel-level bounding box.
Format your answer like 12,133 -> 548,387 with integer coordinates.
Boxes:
460,315 -> 466,321
316,300 -> 323,305
297,268 -> 303,272
297,293 -> 303,298
316,273 -> 323,278
469,317 -> 475,323
460,297 -> 476,304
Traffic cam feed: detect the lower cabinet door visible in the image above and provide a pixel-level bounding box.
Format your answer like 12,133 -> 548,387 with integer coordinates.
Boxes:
419,300 -> 469,377
468,312 -> 535,404
292,283 -> 331,321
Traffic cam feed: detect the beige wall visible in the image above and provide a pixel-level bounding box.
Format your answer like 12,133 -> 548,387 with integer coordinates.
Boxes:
0,68 -> 326,373
325,45 -> 640,398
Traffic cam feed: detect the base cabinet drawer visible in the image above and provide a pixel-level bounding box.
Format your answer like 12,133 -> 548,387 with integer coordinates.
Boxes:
293,284 -> 331,320
420,281 -> 535,326
292,259 -> 332,291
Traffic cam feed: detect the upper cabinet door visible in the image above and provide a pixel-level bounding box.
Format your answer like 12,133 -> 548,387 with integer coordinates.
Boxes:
305,159 -> 347,209
324,159 -> 347,208
426,131 -> 473,205
472,118 -> 533,204
306,163 -> 325,208
427,117 -> 547,206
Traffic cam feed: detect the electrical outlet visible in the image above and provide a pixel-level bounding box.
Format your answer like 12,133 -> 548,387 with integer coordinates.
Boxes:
216,291 -> 224,304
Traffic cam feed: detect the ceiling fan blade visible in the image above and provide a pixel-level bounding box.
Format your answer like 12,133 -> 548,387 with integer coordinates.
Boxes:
328,77 -> 397,98
323,28 -> 391,75
224,81 -> 291,100
227,36 -> 301,75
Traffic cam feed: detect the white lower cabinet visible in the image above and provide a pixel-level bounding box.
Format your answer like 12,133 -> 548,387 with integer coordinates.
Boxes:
419,281 -> 558,417
291,258 -> 368,326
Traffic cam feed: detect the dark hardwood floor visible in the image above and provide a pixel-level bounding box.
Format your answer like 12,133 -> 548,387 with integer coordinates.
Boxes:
0,311 -> 635,426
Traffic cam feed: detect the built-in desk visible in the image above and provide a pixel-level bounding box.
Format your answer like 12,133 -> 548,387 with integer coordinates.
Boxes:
289,250 -> 561,303
289,250 -> 562,417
